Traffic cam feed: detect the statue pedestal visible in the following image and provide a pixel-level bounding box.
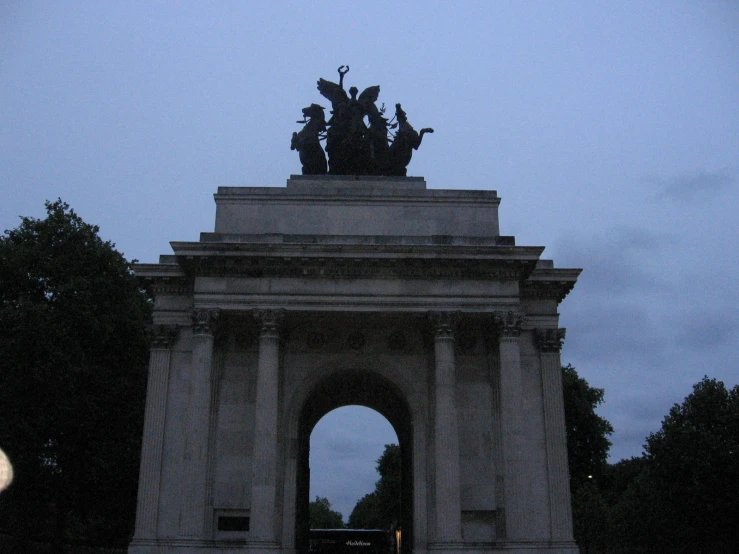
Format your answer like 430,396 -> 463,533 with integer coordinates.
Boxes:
213,175 -> 500,238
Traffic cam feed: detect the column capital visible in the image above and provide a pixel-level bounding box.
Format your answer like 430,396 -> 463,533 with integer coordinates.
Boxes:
253,308 -> 286,336
428,311 -> 460,339
494,311 -> 525,338
192,308 -> 220,336
149,324 -> 179,349
535,328 -> 567,353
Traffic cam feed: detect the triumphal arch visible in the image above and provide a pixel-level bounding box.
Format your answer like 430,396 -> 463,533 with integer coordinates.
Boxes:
129,69 -> 581,554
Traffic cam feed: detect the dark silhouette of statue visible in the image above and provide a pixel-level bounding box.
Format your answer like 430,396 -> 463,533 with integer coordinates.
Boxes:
386,104 -> 434,176
291,104 -> 327,175
291,66 -> 432,176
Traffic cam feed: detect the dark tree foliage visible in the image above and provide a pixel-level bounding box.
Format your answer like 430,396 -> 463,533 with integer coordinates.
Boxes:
309,497 -> 345,529
562,364 -> 613,485
0,200 -> 151,549
561,364 -> 613,553
612,377 -> 739,553
348,444 -> 400,530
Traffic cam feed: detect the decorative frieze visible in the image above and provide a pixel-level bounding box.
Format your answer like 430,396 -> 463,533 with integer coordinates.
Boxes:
148,277 -> 192,295
177,255 -> 535,282
535,328 -> 566,352
192,308 -> 220,335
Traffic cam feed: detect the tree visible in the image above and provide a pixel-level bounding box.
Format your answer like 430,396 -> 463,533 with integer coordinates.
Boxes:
309,497 -> 344,529
561,364 -> 613,553
0,200 -> 151,549
562,364 -> 613,485
619,377 -> 739,553
348,444 -> 400,530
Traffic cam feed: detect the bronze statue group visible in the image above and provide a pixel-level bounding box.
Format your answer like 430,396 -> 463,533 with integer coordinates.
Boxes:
291,66 -> 433,176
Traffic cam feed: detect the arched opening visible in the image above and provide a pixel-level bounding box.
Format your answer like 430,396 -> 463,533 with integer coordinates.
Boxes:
310,406 -> 398,526
296,371 -> 413,554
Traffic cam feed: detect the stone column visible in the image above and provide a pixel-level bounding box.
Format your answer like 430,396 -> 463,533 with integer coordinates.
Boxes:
133,324 -> 178,539
429,312 -> 462,543
249,309 -> 285,545
179,308 -> 219,538
495,311 -> 526,540
535,328 -> 575,542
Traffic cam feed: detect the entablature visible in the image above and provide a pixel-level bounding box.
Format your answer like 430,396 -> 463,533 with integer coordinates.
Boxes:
167,236 -> 543,282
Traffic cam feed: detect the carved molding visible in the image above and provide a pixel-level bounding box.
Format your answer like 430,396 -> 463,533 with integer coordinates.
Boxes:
535,328 -> 566,353
149,324 -> 179,349
253,309 -> 286,336
428,311 -> 461,339
148,277 -> 192,296
494,311 -> 524,338
177,256 -> 535,282
192,308 -> 220,335
521,280 -> 577,304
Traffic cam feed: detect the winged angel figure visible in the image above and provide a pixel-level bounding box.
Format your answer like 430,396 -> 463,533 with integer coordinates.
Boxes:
292,66 -> 432,176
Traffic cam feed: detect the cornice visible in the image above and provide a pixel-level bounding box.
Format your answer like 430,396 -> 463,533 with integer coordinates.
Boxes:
169,239 -> 540,258
134,262 -> 192,295
165,239 -> 543,281
214,185 -> 500,206
521,267 -> 581,304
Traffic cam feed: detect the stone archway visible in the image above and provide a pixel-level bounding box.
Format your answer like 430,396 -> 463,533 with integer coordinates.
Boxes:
295,370 -> 413,554
131,175 -> 582,554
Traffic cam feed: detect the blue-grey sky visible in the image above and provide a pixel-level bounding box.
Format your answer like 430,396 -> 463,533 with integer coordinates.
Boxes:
2,1 -> 738,522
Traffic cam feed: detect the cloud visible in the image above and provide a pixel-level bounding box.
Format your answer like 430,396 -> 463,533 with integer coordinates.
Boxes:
564,300 -> 669,367
555,226 -> 675,295
326,437 -> 362,457
673,309 -> 739,351
651,170 -> 735,201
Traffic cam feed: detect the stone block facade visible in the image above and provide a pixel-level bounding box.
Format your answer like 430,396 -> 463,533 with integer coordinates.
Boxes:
129,176 -> 580,554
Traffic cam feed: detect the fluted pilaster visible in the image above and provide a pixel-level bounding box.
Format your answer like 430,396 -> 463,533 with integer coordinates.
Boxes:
495,311 -> 527,539
428,311 -> 462,542
535,328 -> 575,541
179,309 -> 219,538
249,309 -> 285,544
133,324 -> 178,539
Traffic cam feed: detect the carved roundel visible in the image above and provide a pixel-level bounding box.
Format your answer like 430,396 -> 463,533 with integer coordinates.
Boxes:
347,331 -> 366,351
387,331 -> 407,352
306,332 -> 326,351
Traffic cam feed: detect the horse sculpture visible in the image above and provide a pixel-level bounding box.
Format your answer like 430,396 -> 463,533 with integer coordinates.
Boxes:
386,103 -> 434,176
291,104 -> 327,175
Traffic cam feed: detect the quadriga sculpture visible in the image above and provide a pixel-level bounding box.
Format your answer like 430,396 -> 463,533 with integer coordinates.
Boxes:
291,66 -> 432,177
